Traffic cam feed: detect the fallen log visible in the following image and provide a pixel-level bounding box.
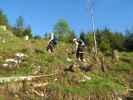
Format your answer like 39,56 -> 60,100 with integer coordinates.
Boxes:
128,89 -> 133,91
0,73 -> 57,83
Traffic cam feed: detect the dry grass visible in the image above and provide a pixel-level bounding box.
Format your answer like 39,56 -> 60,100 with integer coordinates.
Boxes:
0,31 -> 132,100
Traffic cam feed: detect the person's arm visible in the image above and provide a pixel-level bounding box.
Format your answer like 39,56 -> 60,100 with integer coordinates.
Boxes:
50,33 -> 54,40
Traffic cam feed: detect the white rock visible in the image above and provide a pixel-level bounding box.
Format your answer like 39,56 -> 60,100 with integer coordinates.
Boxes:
117,97 -> 122,100
25,35 -> 29,40
40,93 -> 44,97
67,58 -> 72,62
6,58 -> 18,64
54,78 -> 58,81
83,75 -> 91,80
79,79 -> 86,82
27,77 -> 32,81
2,63 -> 9,67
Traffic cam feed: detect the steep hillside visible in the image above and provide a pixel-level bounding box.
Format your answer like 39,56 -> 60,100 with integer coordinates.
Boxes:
0,31 -> 132,100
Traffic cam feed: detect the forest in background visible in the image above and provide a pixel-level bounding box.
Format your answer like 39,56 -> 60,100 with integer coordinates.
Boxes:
0,9 -> 133,52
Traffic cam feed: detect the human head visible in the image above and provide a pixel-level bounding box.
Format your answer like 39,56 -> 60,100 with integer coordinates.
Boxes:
73,38 -> 77,42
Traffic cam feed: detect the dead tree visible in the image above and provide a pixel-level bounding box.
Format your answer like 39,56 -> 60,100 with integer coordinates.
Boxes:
87,0 -> 98,56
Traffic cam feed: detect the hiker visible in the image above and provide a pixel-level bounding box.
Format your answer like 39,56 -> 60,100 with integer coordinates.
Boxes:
73,38 -> 86,62
47,32 -> 58,53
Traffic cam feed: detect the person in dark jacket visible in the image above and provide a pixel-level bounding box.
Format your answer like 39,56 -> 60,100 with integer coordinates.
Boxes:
73,38 -> 86,62
47,32 -> 58,53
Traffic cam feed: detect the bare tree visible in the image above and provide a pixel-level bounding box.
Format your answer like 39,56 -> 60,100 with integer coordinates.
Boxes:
87,0 -> 98,55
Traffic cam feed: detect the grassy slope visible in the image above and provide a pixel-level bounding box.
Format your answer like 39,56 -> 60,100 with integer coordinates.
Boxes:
0,31 -> 132,100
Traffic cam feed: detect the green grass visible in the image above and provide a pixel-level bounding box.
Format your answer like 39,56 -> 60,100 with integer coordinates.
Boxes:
0,95 -> 4,100
0,31 -> 132,99
47,73 -> 125,100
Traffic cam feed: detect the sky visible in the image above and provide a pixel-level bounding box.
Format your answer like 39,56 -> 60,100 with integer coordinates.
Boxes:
0,0 -> 133,36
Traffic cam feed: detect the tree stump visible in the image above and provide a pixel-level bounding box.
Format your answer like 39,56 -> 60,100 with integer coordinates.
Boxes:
112,50 -> 119,62
99,52 -> 107,72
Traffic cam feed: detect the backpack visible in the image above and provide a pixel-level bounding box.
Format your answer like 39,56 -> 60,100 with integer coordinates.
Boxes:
81,40 -> 85,47
78,39 -> 85,47
53,36 -> 58,45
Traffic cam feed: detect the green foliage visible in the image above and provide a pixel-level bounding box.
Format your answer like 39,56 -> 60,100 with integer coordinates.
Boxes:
23,26 -> 32,38
80,32 -> 86,42
0,30 -> 131,99
113,62 -> 133,72
12,16 -> 25,37
0,10 -> 8,26
12,16 -> 33,38
16,16 -> 24,29
124,30 -> 133,51
33,35 -> 42,39
12,27 -> 24,37
111,32 -> 125,50
54,19 -> 72,42
13,27 -> 33,38
48,74 -> 124,97
0,9 -> 132,100
96,28 -> 112,51
95,28 -> 126,52
64,30 -> 76,43
43,32 -> 49,39
79,28 -> 132,52
86,33 -> 94,51
99,39 -> 111,52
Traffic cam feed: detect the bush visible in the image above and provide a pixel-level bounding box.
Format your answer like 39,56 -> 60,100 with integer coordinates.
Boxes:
99,39 -> 111,52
